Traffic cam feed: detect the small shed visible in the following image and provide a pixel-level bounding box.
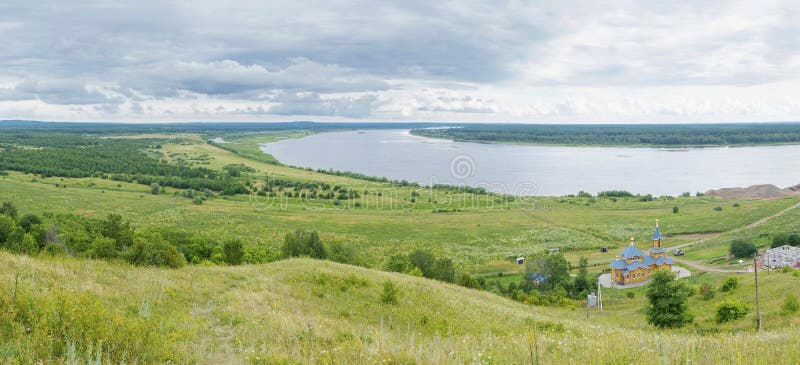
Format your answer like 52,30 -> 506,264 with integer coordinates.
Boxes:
600,247 -> 608,253
515,257 -> 525,265
548,248 -> 560,255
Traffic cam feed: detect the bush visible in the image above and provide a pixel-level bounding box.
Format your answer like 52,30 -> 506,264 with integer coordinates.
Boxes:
715,300 -> 750,323
380,280 -> 399,305
783,294 -> 800,314
408,249 -> 436,277
732,202 -> 741,207
456,273 -> 482,289
126,234 -> 186,268
699,283 -> 715,300
730,239 -> 757,258
0,201 -> 18,219
626,292 -> 635,299
222,239 -> 244,265
672,206 -> 679,214
328,242 -> 360,265
18,213 -> 42,232
282,229 -> 326,259
720,277 -> 739,292
713,206 -> 723,211
150,182 -> 161,195
385,254 -> 410,273
88,236 -> 117,259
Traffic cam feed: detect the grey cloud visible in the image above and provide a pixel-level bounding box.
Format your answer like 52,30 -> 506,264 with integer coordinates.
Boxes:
267,92 -> 380,118
0,79 -> 124,105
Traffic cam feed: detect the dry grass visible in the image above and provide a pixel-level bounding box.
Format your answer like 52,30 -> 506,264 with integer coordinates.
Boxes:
2,252 -> 799,364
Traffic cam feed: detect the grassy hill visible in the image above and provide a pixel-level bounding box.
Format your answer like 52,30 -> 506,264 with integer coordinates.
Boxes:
2,252 -> 799,364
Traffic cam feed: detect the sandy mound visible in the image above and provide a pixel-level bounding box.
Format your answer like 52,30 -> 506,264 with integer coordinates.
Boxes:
705,184 -> 799,199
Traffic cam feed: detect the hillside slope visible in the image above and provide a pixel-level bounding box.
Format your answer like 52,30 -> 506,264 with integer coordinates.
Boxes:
1,253 -> 798,364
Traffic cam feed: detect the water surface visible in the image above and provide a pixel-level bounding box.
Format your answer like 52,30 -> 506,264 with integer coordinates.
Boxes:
260,129 -> 800,196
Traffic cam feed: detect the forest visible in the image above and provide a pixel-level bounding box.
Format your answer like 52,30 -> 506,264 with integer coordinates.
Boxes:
411,123 -> 800,146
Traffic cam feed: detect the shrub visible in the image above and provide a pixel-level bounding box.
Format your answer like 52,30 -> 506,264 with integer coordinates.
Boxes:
380,280 -> 399,305
720,277 -> 739,292
328,242 -> 360,265
150,182 -> 161,195
222,239 -> 244,265
408,249 -> 436,277
715,300 -> 750,323
126,234 -> 186,268
0,201 -> 18,219
672,206 -> 679,214
699,283 -> 715,300
282,229 -> 326,259
733,202 -> 741,207
456,273 -> 482,289
730,239 -> 757,258
88,236 -> 117,259
713,206 -> 723,211
626,292 -> 635,299
18,213 -> 42,232
783,294 -> 800,314
385,254 -> 410,273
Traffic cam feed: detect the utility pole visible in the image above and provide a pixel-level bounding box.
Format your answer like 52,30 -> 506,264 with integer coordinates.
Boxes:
754,252 -> 762,331
597,280 -> 603,312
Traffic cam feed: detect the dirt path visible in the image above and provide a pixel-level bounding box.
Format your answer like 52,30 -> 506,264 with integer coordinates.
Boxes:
671,257 -> 750,273
667,200 -> 800,272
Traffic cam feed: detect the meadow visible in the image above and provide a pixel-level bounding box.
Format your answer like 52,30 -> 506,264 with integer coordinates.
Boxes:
2,126 -> 800,363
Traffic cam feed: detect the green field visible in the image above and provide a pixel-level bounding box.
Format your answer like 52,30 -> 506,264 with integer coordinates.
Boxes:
2,127 -> 800,363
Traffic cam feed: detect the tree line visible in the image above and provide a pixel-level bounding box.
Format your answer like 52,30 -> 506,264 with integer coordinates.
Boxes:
411,123 -> 800,146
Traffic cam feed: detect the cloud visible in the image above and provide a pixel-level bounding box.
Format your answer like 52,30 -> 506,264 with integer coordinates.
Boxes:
0,1 -> 798,122
267,92 -> 380,118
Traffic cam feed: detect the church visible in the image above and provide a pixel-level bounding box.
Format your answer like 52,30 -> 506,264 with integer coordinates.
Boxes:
610,220 -> 673,285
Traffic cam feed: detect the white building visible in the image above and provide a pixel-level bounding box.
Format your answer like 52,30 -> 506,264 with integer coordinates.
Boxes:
765,245 -> 800,269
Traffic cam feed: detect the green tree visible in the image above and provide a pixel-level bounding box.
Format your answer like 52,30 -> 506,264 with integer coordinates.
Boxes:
715,300 -> 750,323
125,233 -> 186,268
432,258 -> 455,282
385,254 -> 410,273
282,229 -> 326,259
672,206 -> 679,214
0,201 -> 18,219
528,254 -> 570,290
457,273 -> 482,289
18,213 -> 42,232
88,236 -> 118,259
150,182 -> 161,195
0,215 -> 17,244
99,213 -> 134,250
20,233 -> 38,255
380,280 -> 399,305
646,270 -> 693,328
408,249 -> 436,277
730,239 -> 756,258
222,239 -> 244,265
572,257 -> 591,296
772,233 -> 790,248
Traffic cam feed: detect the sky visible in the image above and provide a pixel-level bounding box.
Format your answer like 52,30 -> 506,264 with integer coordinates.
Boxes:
1,1 -> 799,123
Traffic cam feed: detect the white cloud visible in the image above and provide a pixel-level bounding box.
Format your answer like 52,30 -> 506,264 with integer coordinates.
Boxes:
0,1 -> 798,122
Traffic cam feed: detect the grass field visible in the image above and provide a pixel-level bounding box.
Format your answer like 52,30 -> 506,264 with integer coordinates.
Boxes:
2,129 -> 800,363
3,253 -> 800,364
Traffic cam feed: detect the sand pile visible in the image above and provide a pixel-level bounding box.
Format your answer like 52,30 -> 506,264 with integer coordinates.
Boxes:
704,184 -> 799,199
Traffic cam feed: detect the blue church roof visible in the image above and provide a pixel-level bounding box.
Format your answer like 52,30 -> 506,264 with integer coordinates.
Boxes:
610,259 -> 628,269
649,248 -> 668,254
652,226 -> 664,240
621,245 -> 645,259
